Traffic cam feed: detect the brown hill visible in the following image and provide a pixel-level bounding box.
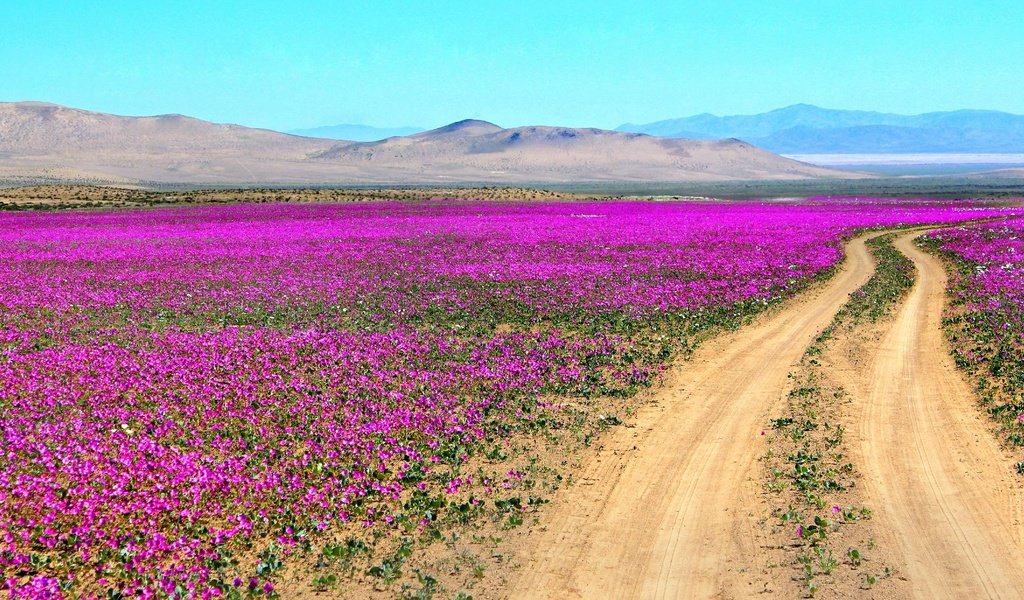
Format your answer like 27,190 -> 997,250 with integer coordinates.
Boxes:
310,120 -> 848,181
0,102 -> 330,156
0,102 -> 854,184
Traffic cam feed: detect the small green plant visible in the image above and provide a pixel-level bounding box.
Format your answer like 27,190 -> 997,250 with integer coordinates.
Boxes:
798,516 -> 829,544
847,547 -> 862,567
368,539 -> 414,584
815,547 -> 837,575
312,573 -> 338,591
368,558 -> 403,584
781,506 -> 801,519
255,544 -> 284,576
797,552 -> 812,572
806,581 -> 819,598
400,570 -> 440,600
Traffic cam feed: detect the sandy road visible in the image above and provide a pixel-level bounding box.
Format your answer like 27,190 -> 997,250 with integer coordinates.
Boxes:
509,235 -> 880,600
833,232 -> 1024,599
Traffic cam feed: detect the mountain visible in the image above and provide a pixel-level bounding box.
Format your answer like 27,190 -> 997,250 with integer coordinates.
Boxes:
305,119 -> 847,182
618,105 -> 1024,154
0,102 -> 851,184
0,102 -> 331,156
0,102 -> 341,184
287,123 -> 424,141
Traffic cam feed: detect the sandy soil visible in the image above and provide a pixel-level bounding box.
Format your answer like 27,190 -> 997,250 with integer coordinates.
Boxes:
508,236 -> 879,599
829,232 -> 1024,599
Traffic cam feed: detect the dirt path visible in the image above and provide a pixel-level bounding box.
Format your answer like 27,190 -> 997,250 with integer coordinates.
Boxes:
508,235 -> 880,599
830,232 -> 1024,599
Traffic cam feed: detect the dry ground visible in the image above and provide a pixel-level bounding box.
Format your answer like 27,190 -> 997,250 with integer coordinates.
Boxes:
507,235 -> 879,599
827,233 -> 1024,599
0,185 -> 596,210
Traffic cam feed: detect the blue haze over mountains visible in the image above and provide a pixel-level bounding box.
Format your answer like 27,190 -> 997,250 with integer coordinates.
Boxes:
289,124 -> 424,142
616,104 -> 1024,154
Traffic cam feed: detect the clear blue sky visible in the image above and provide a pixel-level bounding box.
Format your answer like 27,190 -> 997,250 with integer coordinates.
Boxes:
3,0 -> 1022,131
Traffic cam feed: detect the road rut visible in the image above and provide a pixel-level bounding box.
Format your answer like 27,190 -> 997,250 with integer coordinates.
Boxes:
510,235 -> 879,599
834,232 -> 1024,599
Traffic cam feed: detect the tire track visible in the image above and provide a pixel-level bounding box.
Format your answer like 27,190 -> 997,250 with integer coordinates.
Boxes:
832,231 -> 1024,599
509,234 -> 879,599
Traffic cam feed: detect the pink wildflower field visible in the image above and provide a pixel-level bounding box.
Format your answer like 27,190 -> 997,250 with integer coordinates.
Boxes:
2,198 -> 1021,598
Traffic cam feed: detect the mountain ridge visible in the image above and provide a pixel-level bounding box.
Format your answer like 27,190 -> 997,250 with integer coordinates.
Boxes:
618,105 -> 1024,153
0,101 -> 852,184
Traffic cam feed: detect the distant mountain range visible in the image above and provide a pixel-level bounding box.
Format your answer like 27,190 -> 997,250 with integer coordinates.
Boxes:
618,104 -> 1024,154
0,102 -> 846,185
288,124 -> 424,142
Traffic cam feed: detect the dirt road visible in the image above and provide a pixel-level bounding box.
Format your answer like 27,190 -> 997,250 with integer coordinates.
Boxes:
832,232 -> 1024,599
509,236 -> 880,599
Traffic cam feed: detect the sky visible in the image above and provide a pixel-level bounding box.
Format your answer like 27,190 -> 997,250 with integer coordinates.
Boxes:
3,0 -> 1023,132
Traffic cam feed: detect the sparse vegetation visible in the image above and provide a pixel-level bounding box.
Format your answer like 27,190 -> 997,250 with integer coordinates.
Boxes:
762,232 -> 915,595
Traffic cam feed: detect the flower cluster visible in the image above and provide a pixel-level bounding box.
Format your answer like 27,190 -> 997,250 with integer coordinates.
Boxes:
927,218 -> 1024,451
